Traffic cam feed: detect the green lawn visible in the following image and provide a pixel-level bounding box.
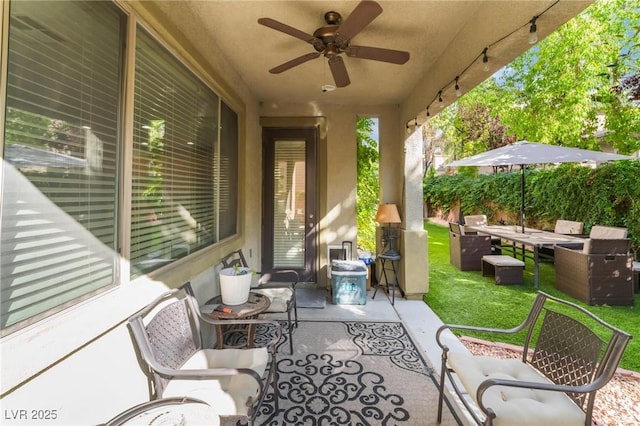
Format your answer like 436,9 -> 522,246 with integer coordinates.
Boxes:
423,221 -> 639,372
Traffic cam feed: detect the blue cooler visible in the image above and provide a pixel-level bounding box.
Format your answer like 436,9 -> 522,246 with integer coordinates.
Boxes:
331,260 -> 368,305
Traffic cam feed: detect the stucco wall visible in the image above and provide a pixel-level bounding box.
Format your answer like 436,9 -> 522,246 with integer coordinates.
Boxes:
259,103 -> 403,286
0,3 -> 263,424
0,4 -> 420,424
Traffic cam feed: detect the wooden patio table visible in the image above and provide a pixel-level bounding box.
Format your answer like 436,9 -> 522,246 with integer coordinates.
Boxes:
466,224 -> 586,287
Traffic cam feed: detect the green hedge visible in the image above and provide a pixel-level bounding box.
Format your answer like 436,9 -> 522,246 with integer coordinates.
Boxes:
424,161 -> 640,258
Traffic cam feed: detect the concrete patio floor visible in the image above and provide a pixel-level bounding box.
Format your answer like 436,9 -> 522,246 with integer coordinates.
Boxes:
266,285 -> 474,425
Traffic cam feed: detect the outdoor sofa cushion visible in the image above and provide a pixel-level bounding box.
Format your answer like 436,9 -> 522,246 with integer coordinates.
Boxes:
163,347 -> 269,417
589,225 -> 627,239
448,351 -> 585,426
554,220 -> 584,235
252,287 -> 293,312
582,226 -> 628,253
464,215 -> 488,226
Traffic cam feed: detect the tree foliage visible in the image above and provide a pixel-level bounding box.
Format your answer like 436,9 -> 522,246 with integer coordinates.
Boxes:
497,0 -> 640,152
424,161 -> 640,258
356,117 -> 379,252
429,0 -> 640,156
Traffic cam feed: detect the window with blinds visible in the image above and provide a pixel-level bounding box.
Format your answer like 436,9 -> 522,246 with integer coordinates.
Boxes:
219,102 -> 239,240
131,27 -> 238,276
1,1 -> 124,334
0,2 -> 240,334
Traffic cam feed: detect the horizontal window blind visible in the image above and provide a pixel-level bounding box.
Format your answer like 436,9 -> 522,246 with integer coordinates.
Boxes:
219,102 -> 239,240
131,27 -> 226,276
272,140 -> 306,268
1,1 -> 123,334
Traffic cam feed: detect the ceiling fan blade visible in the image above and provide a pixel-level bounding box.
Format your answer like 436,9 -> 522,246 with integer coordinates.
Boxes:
258,17 -> 319,44
335,0 -> 383,43
269,52 -> 321,74
346,45 -> 410,64
328,56 -> 350,87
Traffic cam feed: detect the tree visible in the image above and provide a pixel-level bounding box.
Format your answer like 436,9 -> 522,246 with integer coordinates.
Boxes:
356,117 -> 379,252
497,0 -> 640,153
428,79 -> 514,161
428,0 -> 640,161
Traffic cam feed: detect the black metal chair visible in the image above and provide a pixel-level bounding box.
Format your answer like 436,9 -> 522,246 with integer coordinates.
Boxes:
222,249 -> 299,354
127,289 -> 281,425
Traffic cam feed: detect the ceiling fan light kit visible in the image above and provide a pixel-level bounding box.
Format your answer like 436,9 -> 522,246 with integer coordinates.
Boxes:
258,0 -> 410,88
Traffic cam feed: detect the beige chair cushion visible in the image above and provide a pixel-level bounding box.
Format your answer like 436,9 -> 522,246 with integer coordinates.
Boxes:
163,347 -> 268,417
252,287 -> 293,312
589,225 -> 627,239
554,220 -> 583,235
582,226 -> 629,253
448,352 -> 585,426
464,215 -> 488,226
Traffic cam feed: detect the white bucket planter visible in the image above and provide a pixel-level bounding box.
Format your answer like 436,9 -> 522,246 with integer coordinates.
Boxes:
219,267 -> 252,305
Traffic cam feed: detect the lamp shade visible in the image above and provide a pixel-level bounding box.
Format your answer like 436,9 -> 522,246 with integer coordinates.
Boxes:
375,203 -> 401,224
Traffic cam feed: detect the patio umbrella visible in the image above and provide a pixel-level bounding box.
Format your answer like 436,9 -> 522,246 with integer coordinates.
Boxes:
445,141 -> 636,233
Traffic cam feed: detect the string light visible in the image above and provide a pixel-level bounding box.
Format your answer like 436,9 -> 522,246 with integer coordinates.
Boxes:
528,16 -> 539,44
423,1 -> 558,120
482,48 -> 490,72
455,76 -> 462,97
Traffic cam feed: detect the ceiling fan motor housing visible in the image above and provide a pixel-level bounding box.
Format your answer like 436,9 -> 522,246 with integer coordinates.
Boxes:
313,25 -> 344,55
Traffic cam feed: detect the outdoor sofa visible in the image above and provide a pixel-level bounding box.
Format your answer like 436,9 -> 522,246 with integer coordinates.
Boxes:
555,226 -> 633,305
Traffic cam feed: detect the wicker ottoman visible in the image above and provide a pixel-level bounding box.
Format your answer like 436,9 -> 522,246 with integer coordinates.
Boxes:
633,261 -> 640,293
482,255 -> 525,285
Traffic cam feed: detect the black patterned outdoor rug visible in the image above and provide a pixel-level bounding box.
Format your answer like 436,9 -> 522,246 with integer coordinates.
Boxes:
249,321 -> 461,426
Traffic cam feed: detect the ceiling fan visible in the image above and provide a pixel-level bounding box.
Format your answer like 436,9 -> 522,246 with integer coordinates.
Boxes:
258,0 -> 410,88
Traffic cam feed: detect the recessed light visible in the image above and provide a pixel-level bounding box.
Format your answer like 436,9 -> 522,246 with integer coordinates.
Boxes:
322,84 -> 336,92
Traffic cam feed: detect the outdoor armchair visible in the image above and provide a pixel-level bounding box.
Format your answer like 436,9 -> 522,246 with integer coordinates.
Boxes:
436,291 -> 631,426
127,289 -> 281,425
539,219 -> 586,259
464,215 -> 502,254
449,222 -> 492,271
222,249 -> 299,354
555,238 -> 633,305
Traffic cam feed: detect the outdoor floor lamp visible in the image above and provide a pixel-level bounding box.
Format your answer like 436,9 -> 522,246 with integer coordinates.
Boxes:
375,203 -> 402,256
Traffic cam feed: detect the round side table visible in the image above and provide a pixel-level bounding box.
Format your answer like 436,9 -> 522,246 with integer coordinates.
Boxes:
204,292 -> 271,349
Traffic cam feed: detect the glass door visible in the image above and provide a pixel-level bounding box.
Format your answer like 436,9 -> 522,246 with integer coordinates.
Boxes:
262,128 -> 317,282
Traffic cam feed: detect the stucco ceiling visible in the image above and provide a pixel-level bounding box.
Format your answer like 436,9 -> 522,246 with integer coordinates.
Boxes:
141,1 -> 592,120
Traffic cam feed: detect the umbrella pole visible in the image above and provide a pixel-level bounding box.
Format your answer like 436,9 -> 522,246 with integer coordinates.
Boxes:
520,165 -> 526,261
520,165 -> 525,234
